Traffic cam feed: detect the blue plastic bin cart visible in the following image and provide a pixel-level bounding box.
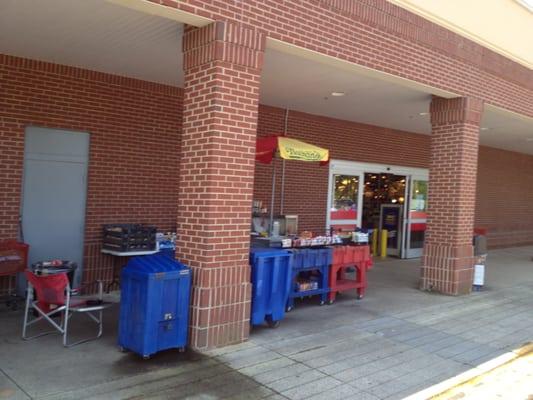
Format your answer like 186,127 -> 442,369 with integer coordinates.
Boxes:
286,247 -> 332,311
118,254 -> 191,359
250,248 -> 292,328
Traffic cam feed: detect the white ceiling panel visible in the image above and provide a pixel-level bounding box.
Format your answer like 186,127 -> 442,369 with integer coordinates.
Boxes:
0,0 -> 184,85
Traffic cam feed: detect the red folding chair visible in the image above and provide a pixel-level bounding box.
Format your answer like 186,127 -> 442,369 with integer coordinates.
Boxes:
22,271 -> 112,347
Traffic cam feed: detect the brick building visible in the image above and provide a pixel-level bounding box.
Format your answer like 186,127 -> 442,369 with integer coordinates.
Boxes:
1,0 -> 532,349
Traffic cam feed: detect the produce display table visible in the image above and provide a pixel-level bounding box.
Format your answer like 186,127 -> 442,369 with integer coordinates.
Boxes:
328,245 -> 372,303
286,248 -> 332,311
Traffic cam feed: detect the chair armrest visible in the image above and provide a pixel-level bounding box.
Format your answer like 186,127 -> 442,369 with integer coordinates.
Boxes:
97,280 -> 103,301
70,280 -> 104,298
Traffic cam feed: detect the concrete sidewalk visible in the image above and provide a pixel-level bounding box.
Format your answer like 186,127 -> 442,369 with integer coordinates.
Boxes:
421,344 -> 533,400
1,246 -> 532,400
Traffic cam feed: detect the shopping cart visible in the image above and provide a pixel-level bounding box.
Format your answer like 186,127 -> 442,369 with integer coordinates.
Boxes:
0,240 -> 29,310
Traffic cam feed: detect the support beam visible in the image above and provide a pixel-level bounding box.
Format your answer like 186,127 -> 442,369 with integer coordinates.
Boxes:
178,21 -> 265,349
421,96 -> 483,295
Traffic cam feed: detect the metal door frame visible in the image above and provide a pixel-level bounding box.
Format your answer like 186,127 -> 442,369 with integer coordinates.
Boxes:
401,173 -> 429,259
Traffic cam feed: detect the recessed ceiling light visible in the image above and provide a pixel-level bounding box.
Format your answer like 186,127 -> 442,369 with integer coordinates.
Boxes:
331,92 -> 345,97
418,112 -> 429,116
480,127 -> 490,131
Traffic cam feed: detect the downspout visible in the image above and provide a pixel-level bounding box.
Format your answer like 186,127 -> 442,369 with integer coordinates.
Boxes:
280,109 -> 289,214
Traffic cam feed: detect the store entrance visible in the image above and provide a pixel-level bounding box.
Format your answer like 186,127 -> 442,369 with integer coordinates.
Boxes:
362,173 -> 406,257
328,161 -> 429,259
361,173 -> 406,230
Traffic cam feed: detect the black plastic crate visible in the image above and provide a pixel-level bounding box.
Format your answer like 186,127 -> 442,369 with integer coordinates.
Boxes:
103,224 -> 156,252
103,224 -> 156,238
102,241 -> 156,252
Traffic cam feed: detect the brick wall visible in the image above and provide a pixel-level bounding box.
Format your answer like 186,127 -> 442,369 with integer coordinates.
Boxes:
0,54 -> 182,292
150,0 -> 533,119
476,146 -> 533,248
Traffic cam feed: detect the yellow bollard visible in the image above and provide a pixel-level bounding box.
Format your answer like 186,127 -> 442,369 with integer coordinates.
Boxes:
380,229 -> 388,259
372,229 -> 378,256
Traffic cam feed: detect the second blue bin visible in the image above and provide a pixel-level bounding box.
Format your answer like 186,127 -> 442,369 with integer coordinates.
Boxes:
286,247 -> 333,310
250,248 -> 292,328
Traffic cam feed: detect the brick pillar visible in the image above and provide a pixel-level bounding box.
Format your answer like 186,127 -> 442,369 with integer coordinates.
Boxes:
179,21 -> 265,350
421,96 -> 483,295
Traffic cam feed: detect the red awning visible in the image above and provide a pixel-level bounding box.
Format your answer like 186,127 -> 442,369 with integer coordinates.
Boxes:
255,135 -> 279,164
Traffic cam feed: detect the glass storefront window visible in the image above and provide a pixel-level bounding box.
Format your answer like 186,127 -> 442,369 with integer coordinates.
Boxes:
330,175 -> 358,221
409,179 -> 428,249
410,180 -> 427,214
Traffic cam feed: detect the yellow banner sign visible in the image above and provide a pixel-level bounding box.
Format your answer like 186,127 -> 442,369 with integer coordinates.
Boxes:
278,137 -> 329,162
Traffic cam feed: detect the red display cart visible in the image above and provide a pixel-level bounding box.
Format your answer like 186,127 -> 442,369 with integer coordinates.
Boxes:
328,245 -> 372,303
0,240 -> 29,310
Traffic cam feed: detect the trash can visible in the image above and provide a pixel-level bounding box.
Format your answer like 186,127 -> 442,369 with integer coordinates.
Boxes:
473,228 -> 488,291
250,248 -> 292,328
118,254 -> 191,359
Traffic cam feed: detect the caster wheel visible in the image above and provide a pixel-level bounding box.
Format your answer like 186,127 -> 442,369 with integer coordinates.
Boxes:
267,320 -> 281,329
286,306 -> 293,312
178,347 -> 186,353
328,299 -> 335,305
266,316 -> 280,329
319,301 -> 325,306
118,346 -> 128,353
142,354 -> 151,360
357,294 -> 364,300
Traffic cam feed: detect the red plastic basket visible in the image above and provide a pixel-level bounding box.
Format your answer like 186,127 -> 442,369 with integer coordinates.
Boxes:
0,240 -> 29,277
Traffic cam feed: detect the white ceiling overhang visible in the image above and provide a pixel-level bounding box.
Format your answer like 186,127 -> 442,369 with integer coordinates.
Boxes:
1,0 -> 532,155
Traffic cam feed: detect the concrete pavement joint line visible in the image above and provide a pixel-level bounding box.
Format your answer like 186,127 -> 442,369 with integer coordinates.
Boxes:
402,342 -> 533,400
241,342 -> 349,398
282,332 -> 445,399
0,367 -> 32,400
228,341 -> 324,397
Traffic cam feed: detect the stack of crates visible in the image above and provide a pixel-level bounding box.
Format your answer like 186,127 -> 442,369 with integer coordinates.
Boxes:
118,254 -> 191,359
103,224 -> 156,252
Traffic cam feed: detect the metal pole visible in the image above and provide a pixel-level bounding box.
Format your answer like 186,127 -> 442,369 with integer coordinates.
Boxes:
280,109 -> 289,214
269,158 -> 276,236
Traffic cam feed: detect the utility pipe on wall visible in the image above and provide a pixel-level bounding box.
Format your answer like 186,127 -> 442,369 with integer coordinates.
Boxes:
280,109 -> 289,215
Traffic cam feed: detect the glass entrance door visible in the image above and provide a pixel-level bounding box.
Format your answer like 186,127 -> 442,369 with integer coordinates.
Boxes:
328,161 -> 428,259
329,173 -> 362,233
402,177 -> 428,258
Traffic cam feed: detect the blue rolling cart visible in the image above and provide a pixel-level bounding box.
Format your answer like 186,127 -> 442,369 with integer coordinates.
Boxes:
250,248 -> 292,328
286,247 -> 332,311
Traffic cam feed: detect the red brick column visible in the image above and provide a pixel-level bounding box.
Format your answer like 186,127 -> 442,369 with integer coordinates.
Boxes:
179,21 -> 265,349
421,96 -> 483,295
